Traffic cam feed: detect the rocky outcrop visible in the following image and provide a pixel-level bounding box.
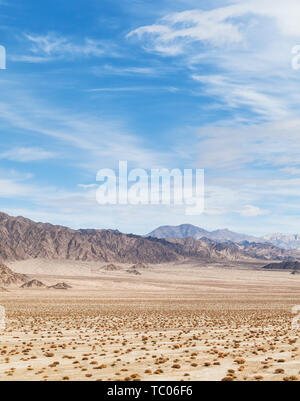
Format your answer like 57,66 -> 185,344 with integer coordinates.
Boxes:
48,282 -> 72,290
0,263 -> 29,286
262,261 -> 300,270
21,279 -> 46,288
130,263 -> 149,269
102,264 -> 122,271
126,268 -> 142,275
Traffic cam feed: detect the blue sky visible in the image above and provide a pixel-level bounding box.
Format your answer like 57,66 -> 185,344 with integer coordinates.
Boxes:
1,0 -> 300,235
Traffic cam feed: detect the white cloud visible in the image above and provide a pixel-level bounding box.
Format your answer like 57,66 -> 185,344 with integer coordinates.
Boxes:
9,55 -> 54,63
26,33 -> 105,57
128,0 -> 300,122
128,9 -> 243,54
98,65 -> 157,75
191,119 -> 300,170
281,167 -> 300,176
0,178 -> 34,198
191,74 -> 289,119
0,147 -> 56,162
129,1 -> 300,53
0,169 -> 99,213
13,32 -> 116,62
238,205 -> 269,217
88,86 -> 179,93
78,183 -> 98,189
0,84 -> 175,171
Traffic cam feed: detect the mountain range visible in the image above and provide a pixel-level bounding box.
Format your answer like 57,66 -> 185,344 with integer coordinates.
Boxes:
0,212 -> 299,264
262,233 -> 300,249
147,224 -> 261,242
147,224 -> 300,250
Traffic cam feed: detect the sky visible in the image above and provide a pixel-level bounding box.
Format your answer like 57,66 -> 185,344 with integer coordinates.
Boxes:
0,0 -> 300,236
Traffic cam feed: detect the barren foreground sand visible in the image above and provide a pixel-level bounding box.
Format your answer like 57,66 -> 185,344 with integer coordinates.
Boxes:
0,261 -> 300,381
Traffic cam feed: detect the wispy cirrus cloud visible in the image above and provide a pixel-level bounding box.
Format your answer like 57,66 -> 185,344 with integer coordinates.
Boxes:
88,86 -> 179,93
0,168 -> 97,213
127,8 -> 243,54
238,205 -> 269,217
91,63 -> 180,78
128,0 -> 300,55
25,33 -> 105,56
12,32 -> 118,63
191,74 -> 290,120
128,0 -> 300,122
192,119 -> 300,170
9,55 -> 54,63
97,64 -> 157,75
0,81 -> 175,170
0,147 -> 56,162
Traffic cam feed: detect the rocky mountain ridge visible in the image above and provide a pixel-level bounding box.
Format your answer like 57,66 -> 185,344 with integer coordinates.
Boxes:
262,233 -> 300,249
148,224 -> 300,250
0,212 -> 298,264
147,224 -> 262,243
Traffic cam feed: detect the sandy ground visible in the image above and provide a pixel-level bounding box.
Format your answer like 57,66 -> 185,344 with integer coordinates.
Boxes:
0,260 -> 300,381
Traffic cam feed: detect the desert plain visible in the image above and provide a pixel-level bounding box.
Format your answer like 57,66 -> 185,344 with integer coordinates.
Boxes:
0,260 -> 300,381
